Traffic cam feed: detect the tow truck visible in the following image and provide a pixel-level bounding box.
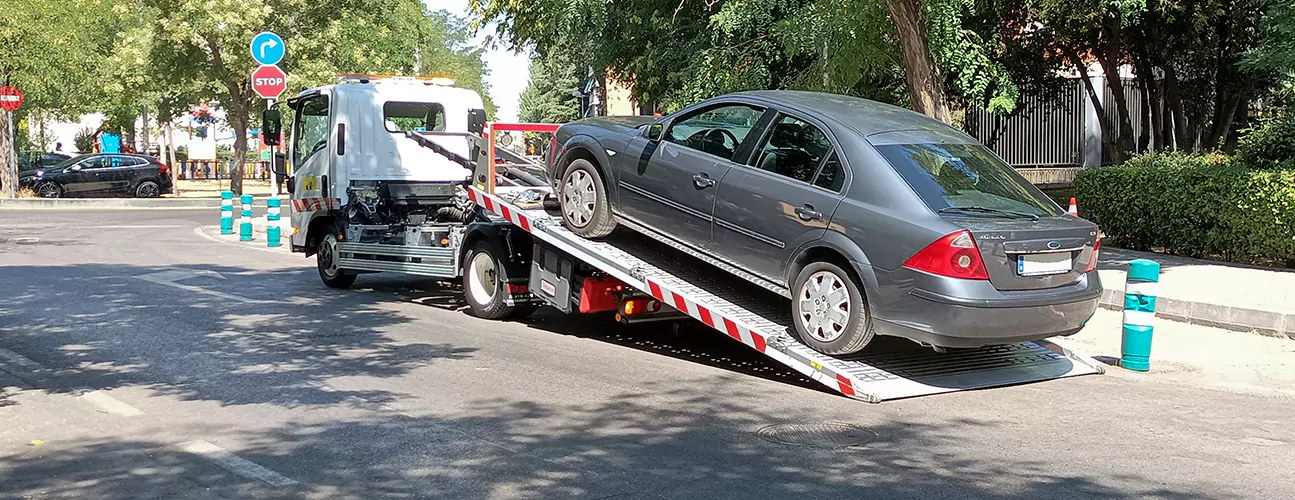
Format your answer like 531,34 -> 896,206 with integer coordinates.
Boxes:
271,75 -> 1102,402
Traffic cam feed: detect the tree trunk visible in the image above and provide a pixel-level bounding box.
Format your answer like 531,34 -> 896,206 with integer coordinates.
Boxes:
1,108 -> 15,198
1137,77 -> 1151,152
884,0 -> 953,124
231,102 -> 249,195
1071,53 -> 1120,161
1163,66 -> 1190,150
166,121 -> 179,196
1204,89 -> 1241,151
1097,54 -> 1136,162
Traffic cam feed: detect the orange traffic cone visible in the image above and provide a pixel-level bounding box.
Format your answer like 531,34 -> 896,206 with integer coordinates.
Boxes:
1068,197 -> 1079,217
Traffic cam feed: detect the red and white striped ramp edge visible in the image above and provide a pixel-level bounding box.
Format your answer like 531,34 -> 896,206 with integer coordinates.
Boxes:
467,186 -> 1103,402
291,197 -> 341,212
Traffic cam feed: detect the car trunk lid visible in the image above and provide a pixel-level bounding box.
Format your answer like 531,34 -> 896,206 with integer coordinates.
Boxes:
950,216 -> 1099,291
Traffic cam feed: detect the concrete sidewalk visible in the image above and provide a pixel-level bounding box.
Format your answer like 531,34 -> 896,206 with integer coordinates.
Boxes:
1098,248 -> 1295,339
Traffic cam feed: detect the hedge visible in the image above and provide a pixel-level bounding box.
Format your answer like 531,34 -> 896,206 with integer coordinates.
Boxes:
1074,152 -> 1295,266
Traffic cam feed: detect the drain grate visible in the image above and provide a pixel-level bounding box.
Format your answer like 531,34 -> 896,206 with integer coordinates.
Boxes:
757,422 -> 876,448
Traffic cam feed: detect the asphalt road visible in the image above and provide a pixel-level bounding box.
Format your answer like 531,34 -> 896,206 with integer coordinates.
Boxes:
1,209 -> 1292,499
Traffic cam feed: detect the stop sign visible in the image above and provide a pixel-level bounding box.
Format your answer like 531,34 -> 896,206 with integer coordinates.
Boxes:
250,65 -> 288,99
0,86 -> 22,112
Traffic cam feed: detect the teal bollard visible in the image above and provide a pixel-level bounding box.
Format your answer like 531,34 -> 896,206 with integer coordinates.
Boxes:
1120,259 -> 1161,371
220,191 -> 234,235
240,194 -> 254,242
266,197 -> 282,247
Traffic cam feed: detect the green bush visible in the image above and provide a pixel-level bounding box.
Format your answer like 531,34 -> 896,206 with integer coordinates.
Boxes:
1236,114 -> 1295,170
1075,152 -> 1295,266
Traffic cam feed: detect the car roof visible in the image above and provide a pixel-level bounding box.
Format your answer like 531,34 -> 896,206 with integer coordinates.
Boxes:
729,90 -> 977,143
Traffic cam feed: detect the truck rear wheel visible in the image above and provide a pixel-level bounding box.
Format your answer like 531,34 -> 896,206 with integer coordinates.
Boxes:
317,233 -> 357,289
463,241 -> 536,320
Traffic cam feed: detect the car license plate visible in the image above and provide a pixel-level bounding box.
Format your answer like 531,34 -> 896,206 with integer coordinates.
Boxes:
1017,252 -> 1072,276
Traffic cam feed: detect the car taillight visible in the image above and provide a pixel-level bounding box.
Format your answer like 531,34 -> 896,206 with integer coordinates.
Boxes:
1085,237 -> 1101,273
157,163 -> 169,175
902,230 -> 989,280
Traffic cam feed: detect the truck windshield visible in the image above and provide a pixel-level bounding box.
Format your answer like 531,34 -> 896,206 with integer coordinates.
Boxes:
384,102 -> 446,132
876,143 -> 1063,217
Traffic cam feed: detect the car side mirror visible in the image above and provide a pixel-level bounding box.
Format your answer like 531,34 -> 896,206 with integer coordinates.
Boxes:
468,109 -> 487,135
647,123 -> 664,141
262,108 -> 282,146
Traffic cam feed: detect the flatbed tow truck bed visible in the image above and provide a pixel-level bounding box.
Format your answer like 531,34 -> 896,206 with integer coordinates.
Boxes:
467,186 -> 1104,403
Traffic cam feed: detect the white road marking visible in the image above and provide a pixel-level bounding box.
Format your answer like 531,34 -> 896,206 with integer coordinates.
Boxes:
79,390 -> 145,416
180,440 -> 298,486
0,348 -> 45,370
193,226 -> 297,255
134,268 -> 263,304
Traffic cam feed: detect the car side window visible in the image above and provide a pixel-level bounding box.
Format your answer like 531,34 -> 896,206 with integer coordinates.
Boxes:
813,152 -> 845,192
80,158 -> 107,169
664,104 -> 763,161
752,115 -> 834,184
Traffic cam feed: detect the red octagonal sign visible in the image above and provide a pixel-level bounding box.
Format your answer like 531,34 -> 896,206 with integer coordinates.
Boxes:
250,65 -> 288,99
0,86 -> 22,112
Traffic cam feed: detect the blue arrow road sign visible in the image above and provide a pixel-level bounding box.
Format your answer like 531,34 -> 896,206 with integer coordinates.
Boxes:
250,32 -> 285,66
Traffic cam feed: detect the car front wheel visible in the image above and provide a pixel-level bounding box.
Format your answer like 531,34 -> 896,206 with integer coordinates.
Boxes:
35,181 -> 62,198
791,261 -> 874,355
559,159 -> 616,238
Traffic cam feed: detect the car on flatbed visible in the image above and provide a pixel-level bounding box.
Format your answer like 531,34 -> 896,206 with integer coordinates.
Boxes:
547,90 -> 1102,356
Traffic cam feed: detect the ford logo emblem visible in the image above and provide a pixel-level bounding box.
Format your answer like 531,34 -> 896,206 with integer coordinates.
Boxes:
1047,240 -> 1062,249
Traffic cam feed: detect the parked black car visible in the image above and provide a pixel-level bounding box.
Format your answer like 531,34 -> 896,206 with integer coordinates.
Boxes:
19,153 -> 173,198
548,90 -> 1101,356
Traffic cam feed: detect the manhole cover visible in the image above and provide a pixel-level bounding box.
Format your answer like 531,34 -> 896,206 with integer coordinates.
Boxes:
757,422 -> 876,448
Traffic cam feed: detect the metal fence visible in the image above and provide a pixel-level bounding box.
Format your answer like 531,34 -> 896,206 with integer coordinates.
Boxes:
964,80 -> 1087,168
177,160 -> 271,180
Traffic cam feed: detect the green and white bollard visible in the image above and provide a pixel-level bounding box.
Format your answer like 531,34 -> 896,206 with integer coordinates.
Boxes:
266,197 -> 282,247
239,194 -> 254,242
220,191 -> 234,235
1120,259 -> 1161,372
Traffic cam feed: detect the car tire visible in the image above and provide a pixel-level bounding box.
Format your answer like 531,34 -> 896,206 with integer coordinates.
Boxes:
791,261 -> 874,355
35,181 -> 62,198
135,180 -> 161,198
462,241 -> 535,320
559,159 -> 616,238
317,233 -> 357,289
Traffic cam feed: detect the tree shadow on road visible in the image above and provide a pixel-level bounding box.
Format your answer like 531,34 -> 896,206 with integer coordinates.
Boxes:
0,378 -> 1231,499
0,263 -> 476,409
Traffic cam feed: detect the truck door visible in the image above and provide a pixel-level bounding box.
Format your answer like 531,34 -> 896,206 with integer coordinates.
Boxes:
289,92 -> 332,247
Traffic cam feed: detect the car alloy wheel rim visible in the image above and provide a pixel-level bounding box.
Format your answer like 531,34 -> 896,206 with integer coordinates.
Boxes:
562,170 -> 596,227
138,183 -> 158,197
798,271 -> 850,342
37,183 -> 59,198
320,236 -> 339,278
468,251 -> 499,305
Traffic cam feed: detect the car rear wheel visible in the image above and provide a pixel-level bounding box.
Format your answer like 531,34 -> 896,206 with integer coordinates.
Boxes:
463,241 -> 537,320
791,261 -> 874,355
135,180 -> 161,198
35,181 -> 62,198
559,159 -> 616,238
317,233 -> 357,289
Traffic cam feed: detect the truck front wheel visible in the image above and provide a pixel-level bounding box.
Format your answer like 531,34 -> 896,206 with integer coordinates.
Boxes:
463,241 -> 536,320
317,233 -> 357,289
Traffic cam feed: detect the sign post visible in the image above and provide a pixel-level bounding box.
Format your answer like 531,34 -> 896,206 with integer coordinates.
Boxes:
249,31 -> 288,195
0,85 -> 22,199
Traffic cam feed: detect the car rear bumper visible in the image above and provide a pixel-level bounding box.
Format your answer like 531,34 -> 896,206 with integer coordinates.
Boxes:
868,267 -> 1102,348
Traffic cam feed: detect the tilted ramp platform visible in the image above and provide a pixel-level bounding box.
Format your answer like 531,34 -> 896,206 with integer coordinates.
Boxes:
468,187 -> 1103,402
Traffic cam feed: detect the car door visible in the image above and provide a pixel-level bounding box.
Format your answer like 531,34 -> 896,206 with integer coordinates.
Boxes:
617,103 -> 767,250
60,157 -> 108,195
711,113 -> 849,286
102,155 -> 143,194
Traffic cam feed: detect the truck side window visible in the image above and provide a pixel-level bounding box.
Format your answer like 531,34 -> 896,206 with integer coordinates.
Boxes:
292,96 -> 331,168
384,102 -> 446,132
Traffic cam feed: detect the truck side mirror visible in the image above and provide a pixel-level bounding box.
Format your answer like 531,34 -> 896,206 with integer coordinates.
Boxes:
468,109 -> 486,135
262,109 -> 282,146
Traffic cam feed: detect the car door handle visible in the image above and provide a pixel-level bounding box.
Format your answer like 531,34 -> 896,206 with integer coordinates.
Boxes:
692,173 -> 716,189
795,205 -> 823,221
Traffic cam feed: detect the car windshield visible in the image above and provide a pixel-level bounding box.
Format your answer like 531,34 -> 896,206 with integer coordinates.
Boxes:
27,155 -> 81,172
876,143 -> 1063,217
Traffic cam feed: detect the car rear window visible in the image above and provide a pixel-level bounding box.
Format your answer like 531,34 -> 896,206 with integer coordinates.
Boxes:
877,143 -> 1062,217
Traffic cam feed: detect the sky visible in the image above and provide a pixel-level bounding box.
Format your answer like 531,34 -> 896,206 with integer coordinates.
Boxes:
425,0 -> 531,122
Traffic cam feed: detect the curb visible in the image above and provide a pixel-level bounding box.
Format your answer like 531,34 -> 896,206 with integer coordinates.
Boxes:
1098,289 -> 1294,340
0,198 -> 279,210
